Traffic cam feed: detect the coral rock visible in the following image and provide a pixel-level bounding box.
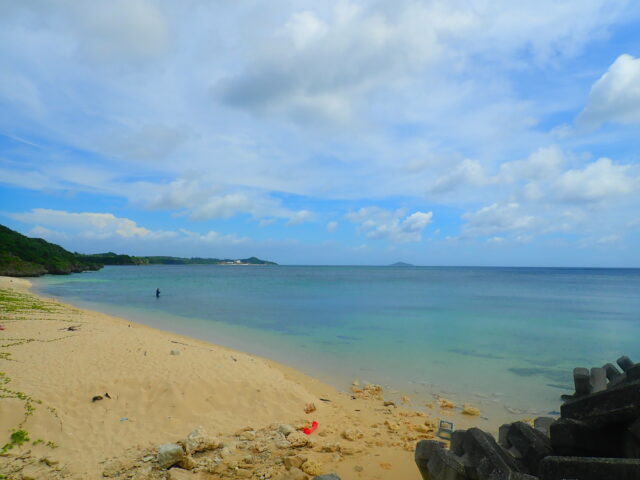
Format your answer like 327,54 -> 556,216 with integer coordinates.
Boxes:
185,426 -> 220,454
301,459 -> 324,476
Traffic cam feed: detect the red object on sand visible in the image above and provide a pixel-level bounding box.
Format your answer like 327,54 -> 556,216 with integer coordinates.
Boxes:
0,325 -> 5,330
303,421 -> 318,435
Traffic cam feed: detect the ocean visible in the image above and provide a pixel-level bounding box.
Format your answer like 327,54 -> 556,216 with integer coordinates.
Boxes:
31,265 -> 640,425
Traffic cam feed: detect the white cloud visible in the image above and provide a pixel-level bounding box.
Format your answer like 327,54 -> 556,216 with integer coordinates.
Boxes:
178,229 -> 248,245
428,159 -> 492,194
28,225 -> 66,240
326,221 -> 339,232
462,203 -> 537,237
8,209 -> 250,248
346,207 -> 433,243
287,210 -> 314,225
499,146 -> 565,183
0,72 -> 45,115
285,11 -> 329,50
10,209 -> 159,239
551,157 -> 638,204
578,54 -> 640,128
144,178 -> 313,224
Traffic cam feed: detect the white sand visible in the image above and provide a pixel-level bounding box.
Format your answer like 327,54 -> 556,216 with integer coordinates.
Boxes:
0,276 -> 483,479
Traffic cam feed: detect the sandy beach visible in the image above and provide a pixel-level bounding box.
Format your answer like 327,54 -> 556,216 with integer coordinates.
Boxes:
0,276 -> 488,480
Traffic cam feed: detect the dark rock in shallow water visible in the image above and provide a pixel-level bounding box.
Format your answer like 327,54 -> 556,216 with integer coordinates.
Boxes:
508,367 -> 569,384
561,379 -> 640,428
415,355 -> 640,480
617,356 -> 635,372
539,456 -> 640,480
550,418 -> 622,457
415,440 -> 467,480
505,422 -> 552,476
533,417 -> 555,437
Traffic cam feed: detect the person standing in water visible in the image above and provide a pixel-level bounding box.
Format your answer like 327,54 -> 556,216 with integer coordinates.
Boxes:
155,288 -> 160,298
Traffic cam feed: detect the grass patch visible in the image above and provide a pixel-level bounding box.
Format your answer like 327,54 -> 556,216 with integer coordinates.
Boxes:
0,289 -> 61,314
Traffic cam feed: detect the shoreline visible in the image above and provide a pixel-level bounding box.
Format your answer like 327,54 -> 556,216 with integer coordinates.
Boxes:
29,272 -> 553,428
1,276 -> 496,479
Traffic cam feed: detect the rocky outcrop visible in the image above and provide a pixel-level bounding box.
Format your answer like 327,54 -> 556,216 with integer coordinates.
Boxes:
415,355 -> 640,480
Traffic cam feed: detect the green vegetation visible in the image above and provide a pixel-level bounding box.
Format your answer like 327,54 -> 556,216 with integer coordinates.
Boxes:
0,223 -> 277,277
0,289 -> 60,313
0,224 -> 102,277
0,290 -> 70,461
1,430 -> 30,455
79,253 -> 278,266
75,251 -> 148,265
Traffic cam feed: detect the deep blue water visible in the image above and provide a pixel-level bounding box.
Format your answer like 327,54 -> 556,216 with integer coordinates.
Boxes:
31,265 -> 640,422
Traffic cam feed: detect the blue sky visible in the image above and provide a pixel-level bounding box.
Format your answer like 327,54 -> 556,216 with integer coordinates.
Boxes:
1,1 -> 640,266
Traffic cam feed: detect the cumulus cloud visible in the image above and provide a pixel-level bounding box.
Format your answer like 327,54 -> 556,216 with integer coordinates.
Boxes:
428,159 -> 492,194
144,178 -> 313,225
462,203 -> 537,237
9,209 -> 166,239
551,157 -> 638,204
178,229 -> 248,245
578,54 -> 640,129
287,210 -> 314,225
8,209 -> 250,247
499,146 -> 565,183
346,207 -> 433,243
326,221 -> 339,232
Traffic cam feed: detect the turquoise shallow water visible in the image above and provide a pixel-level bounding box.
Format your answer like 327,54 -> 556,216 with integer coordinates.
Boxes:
31,265 -> 640,423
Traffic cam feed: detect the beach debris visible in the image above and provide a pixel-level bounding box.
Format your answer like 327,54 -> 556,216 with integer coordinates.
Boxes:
62,325 -> 80,331
105,392 -> 111,399
379,462 -> 392,470
157,443 -> 185,469
169,349 -> 181,355
319,397 -> 332,402
304,421 -> 319,435
277,466 -> 307,480
167,467 -> 196,480
283,455 -> 306,469
278,424 -> 296,436
91,395 -> 103,402
462,403 -> 481,416
383,400 -> 396,407
341,428 -> 362,441
301,459 -> 324,476
0,324 -> 6,330
287,431 -> 310,448
401,395 -> 411,404
438,397 -> 455,409
120,417 -> 129,422
239,430 -> 257,441
185,426 -> 221,454
384,419 -> 400,432
304,402 -> 317,414
101,458 -> 129,477
363,383 -> 383,398
436,420 -> 454,440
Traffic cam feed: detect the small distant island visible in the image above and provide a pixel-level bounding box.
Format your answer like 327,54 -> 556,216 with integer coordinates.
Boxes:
0,224 -> 277,277
389,261 -> 414,267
